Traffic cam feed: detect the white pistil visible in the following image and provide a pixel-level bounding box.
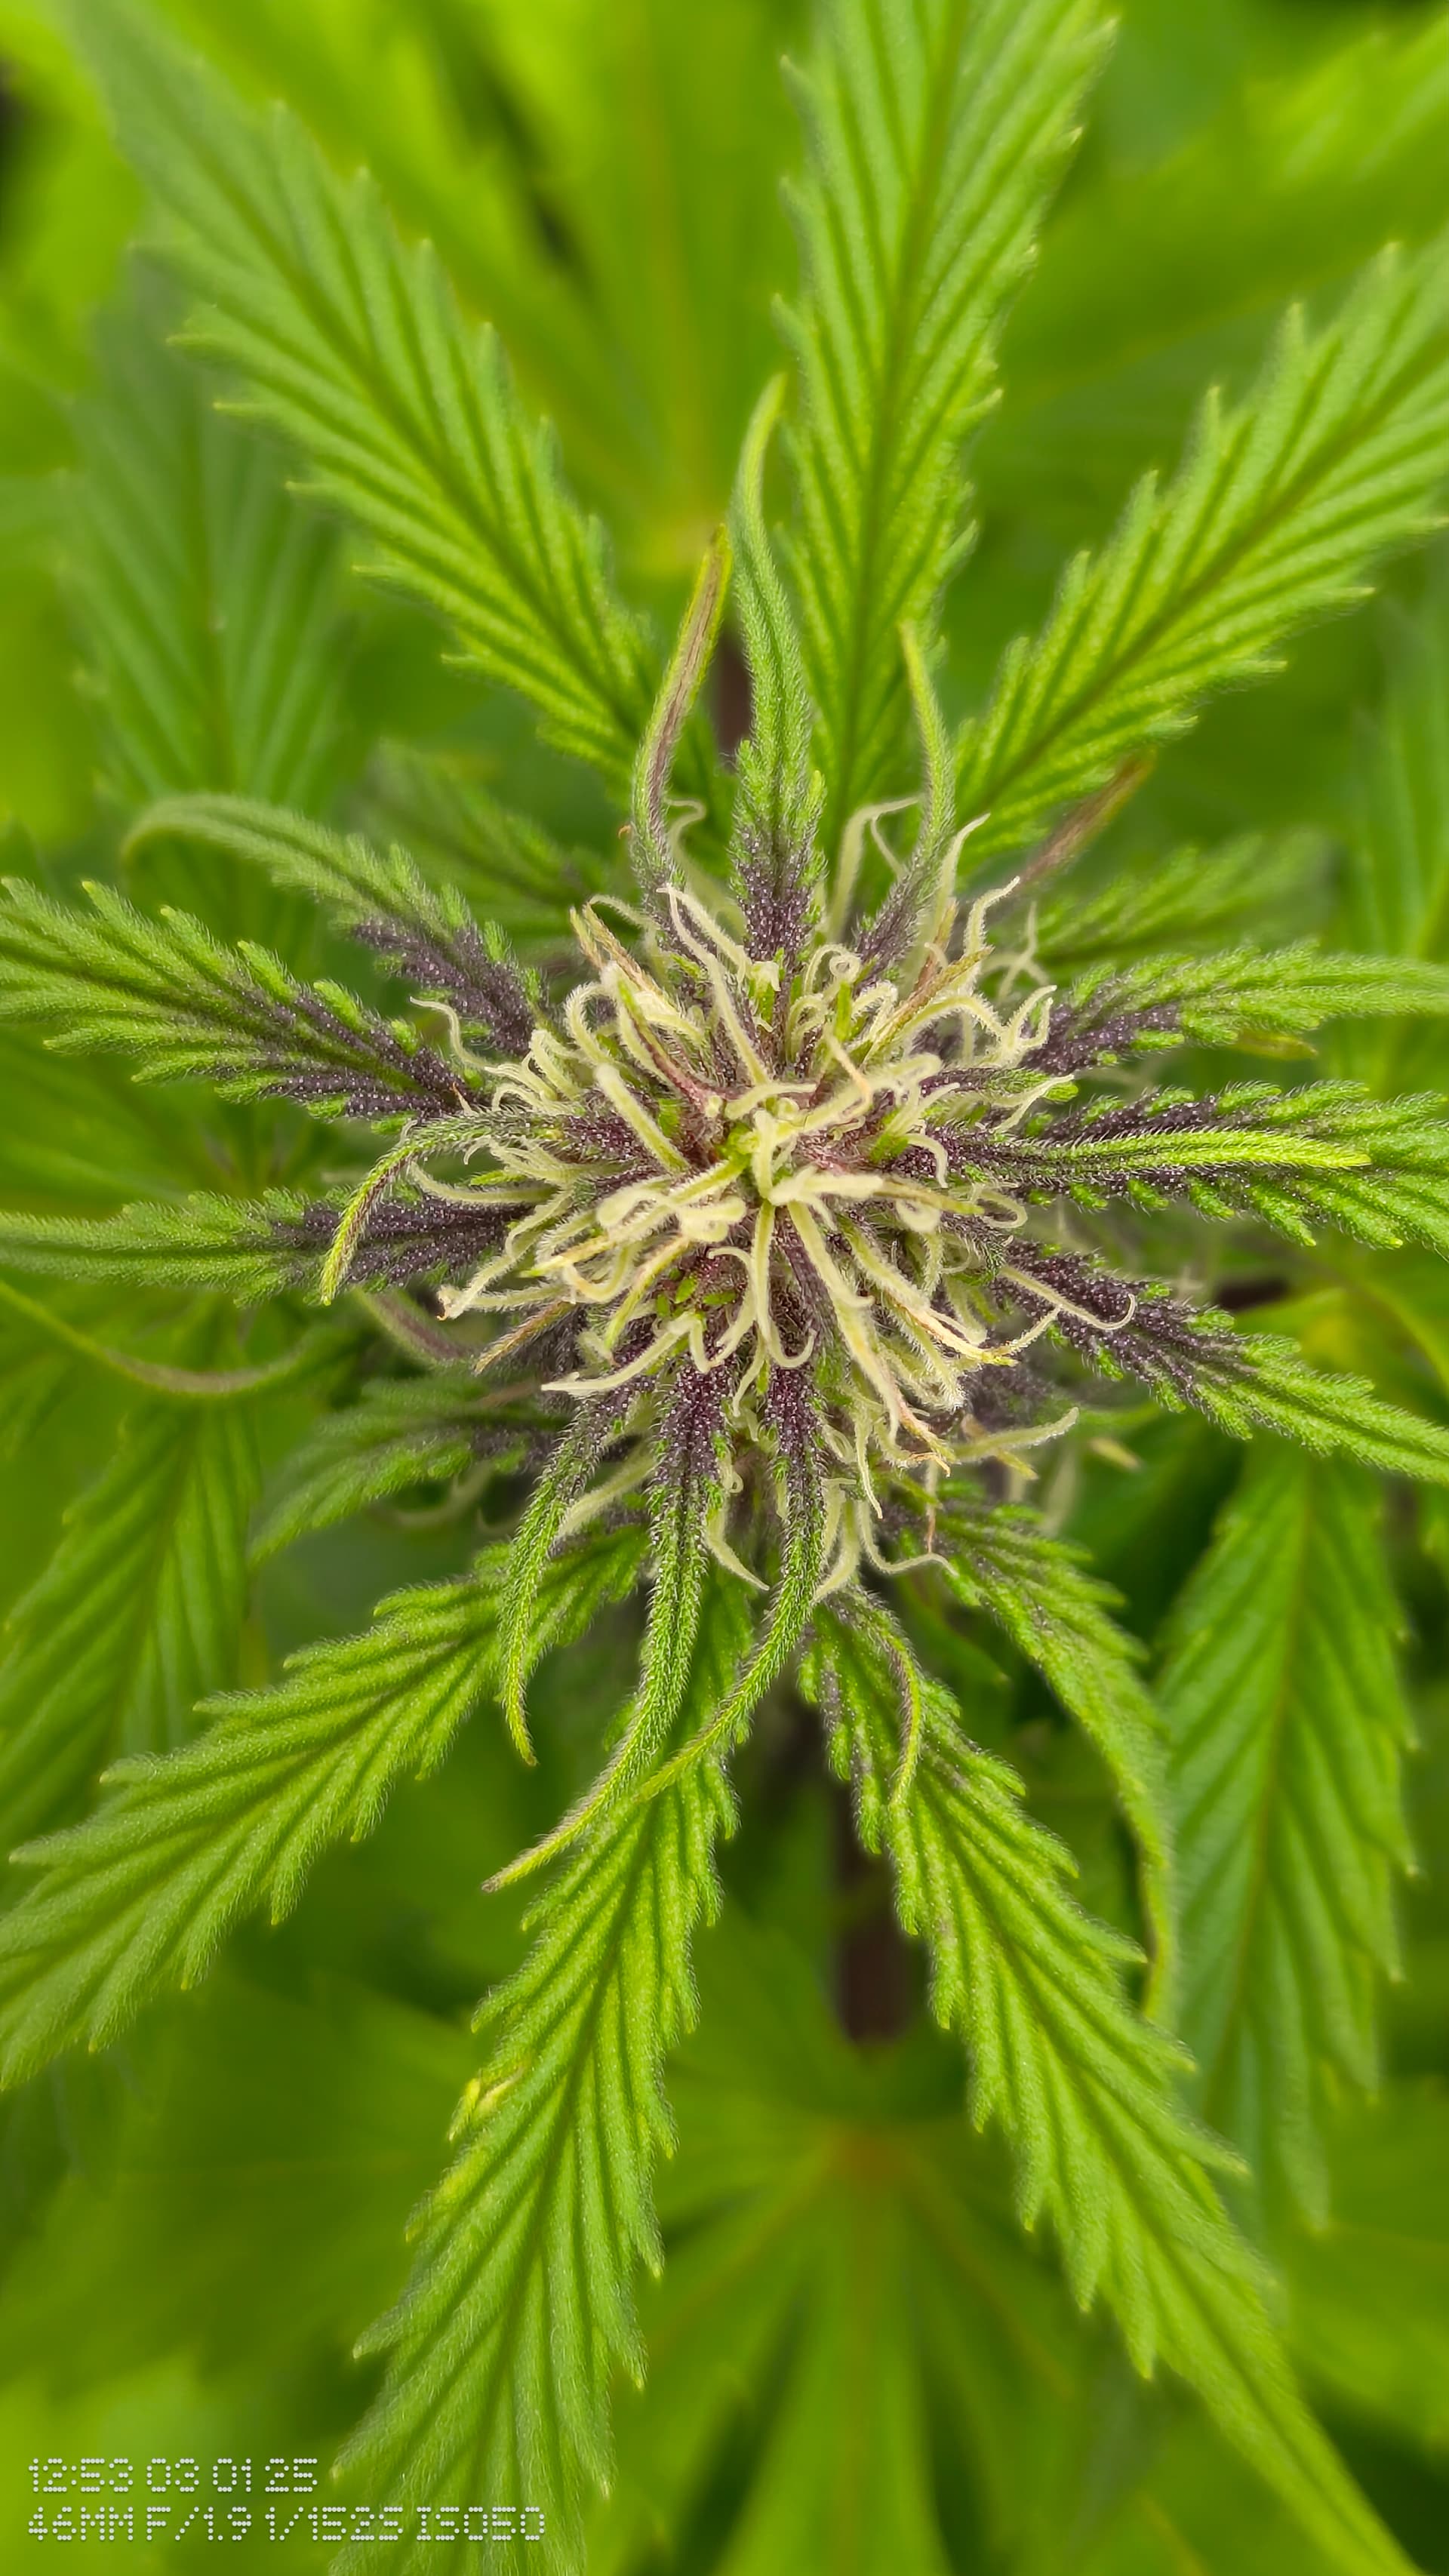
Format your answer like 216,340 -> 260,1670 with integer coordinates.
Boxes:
997,1268 -> 1139,1335
826,796 -> 915,937
590,1059 -> 690,1174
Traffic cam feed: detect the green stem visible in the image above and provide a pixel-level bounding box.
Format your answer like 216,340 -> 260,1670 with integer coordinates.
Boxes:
351,1287 -> 472,1371
0,1275 -> 343,1405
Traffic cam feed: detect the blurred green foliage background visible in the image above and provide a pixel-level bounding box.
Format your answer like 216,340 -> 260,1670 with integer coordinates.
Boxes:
2,2 -> 1449,2568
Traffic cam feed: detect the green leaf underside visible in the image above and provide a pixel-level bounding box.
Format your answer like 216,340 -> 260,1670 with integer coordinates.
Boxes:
960,237 -> 1449,857
1160,1449 -> 1411,2217
75,0 -> 660,796
802,1607 -> 1411,2576
0,1528 -> 645,2088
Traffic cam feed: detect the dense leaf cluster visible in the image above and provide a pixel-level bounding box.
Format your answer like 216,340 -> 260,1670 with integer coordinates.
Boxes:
1,3 -> 1449,2573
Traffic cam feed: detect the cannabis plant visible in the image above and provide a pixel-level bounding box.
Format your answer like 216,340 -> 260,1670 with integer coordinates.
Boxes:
5,0 -> 1449,2569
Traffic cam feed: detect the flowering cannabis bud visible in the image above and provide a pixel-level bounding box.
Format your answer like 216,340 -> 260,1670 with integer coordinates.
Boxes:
421,862 -> 1079,1568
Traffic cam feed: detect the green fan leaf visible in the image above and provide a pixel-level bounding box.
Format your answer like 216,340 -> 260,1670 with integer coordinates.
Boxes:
0,1021 -> 217,1211
978,1079 -> 1449,1258
0,1526 -> 645,2088
129,796 -> 469,946
0,1385 -> 259,1848
0,1971 -> 477,2386
1000,1260 -> 1449,1480
668,2183 -> 950,2576
783,0 -> 1109,846
934,1497 -> 1175,2006
730,380 -> 822,909
802,1604 -> 1412,2576
361,746 -> 610,952
0,879 -> 469,1118
72,0 -> 660,795
1054,941 -> 1449,1054
1341,562 -> 1449,1095
0,1306 -> 72,1463
252,1371 -> 527,1562
1168,1321 -> 1449,1482
1033,832 -> 1327,970
12,9 -> 1449,2561
0,1192 -> 333,1298
1347,572 -> 1449,968
959,239 -> 1449,859
1281,2082 -> 1449,2450
1158,1449 -> 1411,2215
336,1578 -> 747,2576
126,792 -> 541,1051
74,286 -> 344,815
595,1909 -> 1106,2576
986,11 -> 1449,532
